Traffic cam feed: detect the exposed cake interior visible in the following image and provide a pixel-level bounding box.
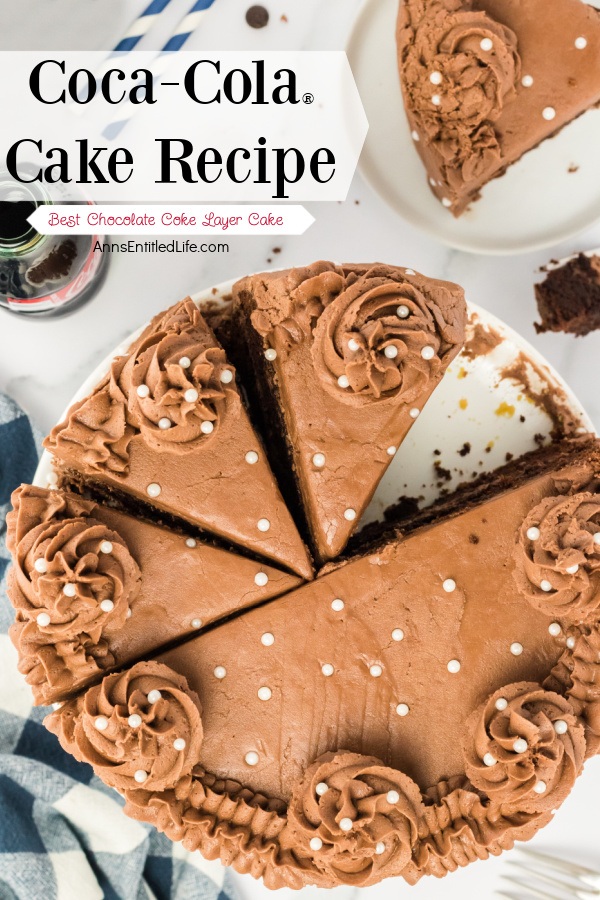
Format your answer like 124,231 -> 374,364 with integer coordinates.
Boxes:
535,254 -> 600,337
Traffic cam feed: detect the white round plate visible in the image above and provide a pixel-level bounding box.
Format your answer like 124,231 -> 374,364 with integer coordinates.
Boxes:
346,0 -> 600,255
36,280 -> 594,528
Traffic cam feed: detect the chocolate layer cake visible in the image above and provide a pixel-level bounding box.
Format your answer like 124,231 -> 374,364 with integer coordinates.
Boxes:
45,299 -> 313,580
536,253 -> 600,337
45,436 -> 600,889
231,262 -> 466,563
397,0 -> 600,216
7,485 -> 301,705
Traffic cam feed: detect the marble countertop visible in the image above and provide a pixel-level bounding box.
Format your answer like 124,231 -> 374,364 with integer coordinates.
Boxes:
1,1 -> 599,897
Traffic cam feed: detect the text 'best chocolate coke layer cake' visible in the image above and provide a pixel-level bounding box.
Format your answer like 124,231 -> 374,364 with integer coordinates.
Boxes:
6,261 -> 600,889
397,0 -> 600,216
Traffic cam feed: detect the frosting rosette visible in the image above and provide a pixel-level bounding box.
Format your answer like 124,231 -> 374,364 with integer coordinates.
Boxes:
46,661 -> 203,793
513,492 -> 600,623
287,751 -> 424,885
11,515 -> 140,644
312,270 -> 462,403
463,683 -> 585,813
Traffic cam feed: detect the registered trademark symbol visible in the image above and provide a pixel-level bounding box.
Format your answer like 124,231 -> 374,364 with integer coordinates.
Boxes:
303,93 -> 314,104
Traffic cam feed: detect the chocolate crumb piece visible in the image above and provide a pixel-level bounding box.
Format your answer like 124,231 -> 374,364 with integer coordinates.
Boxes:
281,13 -> 288,22
266,258 -> 272,264
568,164 -> 579,173
246,5 -> 269,28
433,448 -> 441,456
505,452 -> 514,462
468,533 -> 479,544
535,253 -> 600,336
355,200 -> 360,205
534,433 -> 545,447
458,442 -> 471,457
272,247 -> 281,254
434,461 -> 452,482
520,415 -> 526,423
26,239 -> 77,287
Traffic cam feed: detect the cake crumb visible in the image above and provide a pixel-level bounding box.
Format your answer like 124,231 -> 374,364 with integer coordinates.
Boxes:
434,461 -> 452,482
458,442 -> 471,457
568,164 -> 579,173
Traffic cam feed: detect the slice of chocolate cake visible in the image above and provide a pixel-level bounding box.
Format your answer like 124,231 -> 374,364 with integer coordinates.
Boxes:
7,485 -> 302,705
397,0 -> 600,216
536,253 -> 600,336
45,299 -> 313,580
231,262 -> 466,563
46,436 -> 600,888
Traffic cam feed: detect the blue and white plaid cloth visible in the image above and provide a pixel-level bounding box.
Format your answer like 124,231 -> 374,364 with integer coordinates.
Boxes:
0,393 -> 238,900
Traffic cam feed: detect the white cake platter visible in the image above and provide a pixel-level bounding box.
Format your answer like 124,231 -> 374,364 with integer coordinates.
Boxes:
346,0 -> 600,255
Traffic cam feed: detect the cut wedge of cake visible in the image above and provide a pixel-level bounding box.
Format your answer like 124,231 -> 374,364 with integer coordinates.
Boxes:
46,437 -> 600,888
536,253 -> 600,336
397,0 -> 600,215
7,485 -> 302,705
44,299 -> 313,580
231,262 -> 466,563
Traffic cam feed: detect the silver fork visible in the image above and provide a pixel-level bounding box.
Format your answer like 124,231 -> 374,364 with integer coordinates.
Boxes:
496,848 -> 600,899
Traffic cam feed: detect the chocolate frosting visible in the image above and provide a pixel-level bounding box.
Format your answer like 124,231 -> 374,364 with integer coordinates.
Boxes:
514,492 -> 600,623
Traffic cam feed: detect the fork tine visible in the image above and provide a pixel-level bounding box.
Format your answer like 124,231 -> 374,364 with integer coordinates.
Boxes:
502,874 -> 567,900
518,848 -> 600,880
507,861 -> 600,897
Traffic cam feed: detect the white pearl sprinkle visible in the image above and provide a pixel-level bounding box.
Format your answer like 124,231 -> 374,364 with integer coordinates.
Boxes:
63,583 -> 76,598
220,369 -> 233,384
384,344 -> 398,359
421,346 -> 435,360
258,686 -> 272,701
534,781 -> 547,794
265,348 -> 277,361
34,558 -> 48,573
261,632 -> 274,646
312,452 -> 326,468
526,527 -> 540,541
186,538 -> 197,548
375,842 -> 386,855
540,580 -> 553,592
316,782 -> 328,796
387,446 -> 397,456
387,790 -> 400,804
431,94 -> 441,106
511,642 -> 524,656
338,817 -> 353,832
443,578 -> 456,593
411,130 -> 420,142
179,357 -> 191,368
549,622 -> 562,637
322,663 -> 334,677
136,384 -> 150,398
522,74 -> 534,87
255,572 -> 269,587
396,703 -> 410,717
392,628 -> 404,642
575,36 -> 587,49
513,738 -> 528,754
554,719 -> 568,735
173,738 -> 186,751
331,598 -> 344,611
94,716 -> 109,731
147,483 -> 161,498
158,417 -> 171,430
483,753 -> 497,767
496,698 -> 508,711
447,659 -> 461,674
126,608 -> 132,618
567,636 -> 576,649
370,664 -> 383,677
245,751 -> 259,766
348,338 -> 361,352
191,618 -> 202,629
542,107 -> 556,121
429,71 -> 442,85
337,375 -> 350,389
344,508 -> 357,521
36,612 -> 51,627
200,421 -> 214,435
245,450 -> 259,465
100,600 -> 114,613
257,518 -> 271,533
147,690 -> 162,704
128,714 -> 142,728
184,388 -> 199,403
441,198 -> 452,208
397,304 -> 410,319
480,37 -> 493,51
566,564 -> 579,575
409,408 -> 420,418
310,837 -> 323,851
134,770 -> 148,784
594,533 -> 600,545
214,666 -> 227,679
100,541 -> 113,554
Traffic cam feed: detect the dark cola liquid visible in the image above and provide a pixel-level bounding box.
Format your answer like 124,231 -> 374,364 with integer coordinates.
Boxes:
0,200 -> 37,242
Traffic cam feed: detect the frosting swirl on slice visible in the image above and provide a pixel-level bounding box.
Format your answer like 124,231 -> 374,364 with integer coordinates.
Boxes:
463,683 -> 585,813
514,492 -> 600,623
46,661 -> 203,793
288,751 -> 424,884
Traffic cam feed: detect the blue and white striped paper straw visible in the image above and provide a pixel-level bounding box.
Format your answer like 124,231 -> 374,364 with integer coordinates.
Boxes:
113,0 -> 176,54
